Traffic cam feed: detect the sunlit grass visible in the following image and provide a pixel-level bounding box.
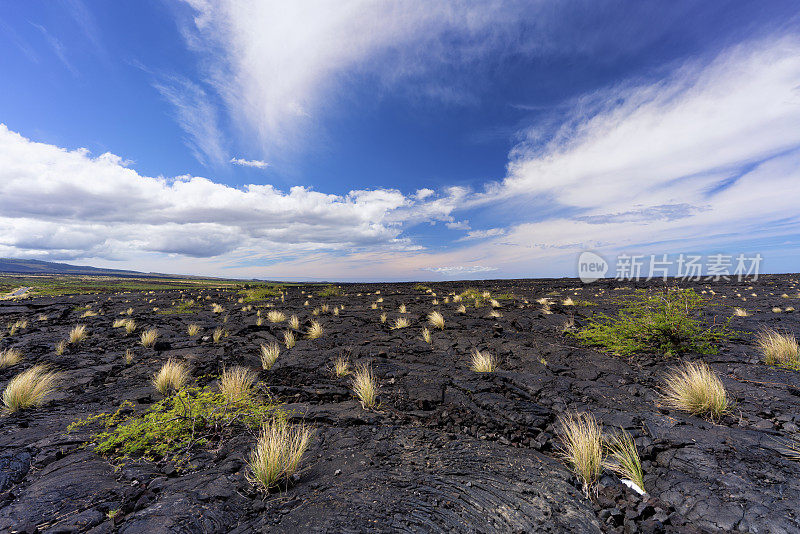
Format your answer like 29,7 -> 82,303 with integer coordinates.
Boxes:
757,328 -> 800,369
470,348 -> 498,373
427,311 -> 445,330
247,419 -> 312,491
69,324 -> 87,344
662,361 -> 729,419
140,328 -> 158,348
219,366 -> 257,402
604,429 -> 645,494
283,330 -> 296,349
260,342 -> 281,370
306,320 -> 323,339
352,363 -> 378,408
152,359 -> 189,395
0,348 -> 22,369
558,412 -> 603,495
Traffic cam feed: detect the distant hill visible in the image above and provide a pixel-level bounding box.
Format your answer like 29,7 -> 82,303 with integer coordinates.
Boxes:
0,258 -> 176,278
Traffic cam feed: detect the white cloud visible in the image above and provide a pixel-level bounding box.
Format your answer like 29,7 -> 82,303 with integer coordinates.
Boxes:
446,220 -> 470,230
153,76 -> 227,166
230,157 -> 269,169
178,0 -> 538,158
0,124 -> 460,264
422,265 -> 498,275
457,228 -> 506,241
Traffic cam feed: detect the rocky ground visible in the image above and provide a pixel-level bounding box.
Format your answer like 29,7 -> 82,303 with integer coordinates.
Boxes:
1,275 -> 799,533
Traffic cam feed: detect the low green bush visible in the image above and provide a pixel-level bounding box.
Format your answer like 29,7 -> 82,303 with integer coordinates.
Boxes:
68,385 -> 283,465
574,288 -> 730,356
239,285 -> 282,302
317,285 -> 343,297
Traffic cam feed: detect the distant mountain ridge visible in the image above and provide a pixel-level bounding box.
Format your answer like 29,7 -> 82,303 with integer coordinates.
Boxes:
0,258 -> 176,278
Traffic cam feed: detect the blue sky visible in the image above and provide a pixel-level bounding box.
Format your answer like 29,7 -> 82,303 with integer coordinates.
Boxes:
0,1 -> 799,281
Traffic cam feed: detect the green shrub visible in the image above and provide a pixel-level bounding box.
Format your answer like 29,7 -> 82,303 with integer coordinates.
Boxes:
240,285 -> 282,302
317,285 -> 343,297
413,283 -> 431,292
68,385 -> 282,465
458,288 -> 486,307
574,288 -> 730,356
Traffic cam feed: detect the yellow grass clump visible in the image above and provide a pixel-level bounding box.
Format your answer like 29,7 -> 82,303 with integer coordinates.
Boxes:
757,328 -> 800,369
219,366 -> 257,402
140,328 -> 158,347
187,323 -> 201,336
392,317 -> 411,329
152,359 -> 189,395
0,348 -> 22,369
212,303 -> 224,313
125,319 -> 137,334
306,321 -> 324,339
470,348 -> 498,373
380,312 -> 387,323
333,356 -> 350,377
213,327 -> 226,343
69,324 -> 87,344
605,429 -> 645,494
421,327 -> 432,344
268,310 -> 286,323
247,419 -> 312,491
55,340 -> 67,355
558,412 -> 604,494
662,361 -> 729,419
288,315 -> 300,330
733,307 -> 750,317
456,304 -> 467,314
2,365 -> 59,413
113,318 -> 127,328
260,342 -> 281,370
427,311 -> 445,330
283,330 -> 296,349
352,364 -> 378,408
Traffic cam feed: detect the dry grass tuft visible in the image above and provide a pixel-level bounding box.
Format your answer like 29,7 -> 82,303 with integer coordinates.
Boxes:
456,304 -> 467,314
268,310 -> 286,323
333,356 -> 350,377
306,320 -> 323,339
187,323 -> 201,336
288,315 -> 300,330
604,429 -> 645,494
55,340 -> 67,355
351,364 -> 378,408
140,328 -> 158,347
391,317 -> 411,329
2,365 -> 59,413
0,348 -> 22,369
81,309 -> 98,318
69,324 -> 87,344
662,361 -> 729,419
124,348 -> 134,365
380,312 -> 387,323
490,298 -> 502,308
421,327 -> 432,344
562,297 -> 575,306
213,327 -> 226,343
470,348 -> 498,373
733,307 -> 750,317
427,311 -> 445,330
212,303 -> 224,313
283,330 -> 296,349
113,318 -> 127,328
260,342 -> 281,370
558,412 -> 604,494
152,359 -> 189,395
125,319 -> 137,335
398,304 -> 407,314
247,419 -> 312,491
757,328 -> 800,369
219,366 -> 257,402
487,310 -> 502,318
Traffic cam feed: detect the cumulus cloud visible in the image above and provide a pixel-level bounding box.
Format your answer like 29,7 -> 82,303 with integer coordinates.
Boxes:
0,124 -> 459,262
230,157 -> 269,169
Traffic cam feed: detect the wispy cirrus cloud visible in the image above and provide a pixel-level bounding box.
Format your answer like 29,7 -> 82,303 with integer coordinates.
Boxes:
152,76 -> 227,166
230,157 -> 269,169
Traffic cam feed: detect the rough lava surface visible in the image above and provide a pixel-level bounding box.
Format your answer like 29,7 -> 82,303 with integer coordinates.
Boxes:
1,276 -> 799,533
